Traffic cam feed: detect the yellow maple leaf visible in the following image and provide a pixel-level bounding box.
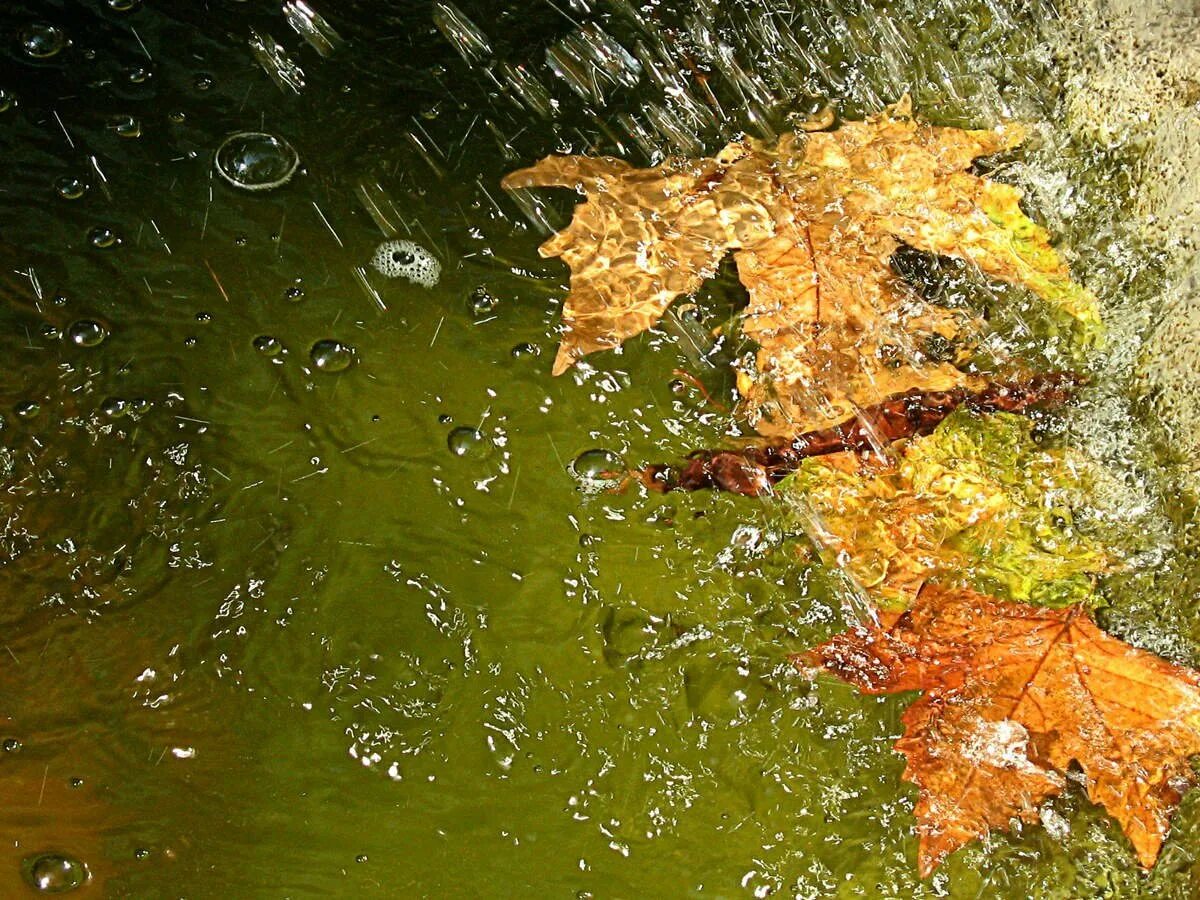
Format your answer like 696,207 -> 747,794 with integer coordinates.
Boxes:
503,99 -> 1101,437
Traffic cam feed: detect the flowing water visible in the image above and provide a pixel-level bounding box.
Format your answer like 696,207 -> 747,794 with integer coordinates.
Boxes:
1,0 -> 1199,896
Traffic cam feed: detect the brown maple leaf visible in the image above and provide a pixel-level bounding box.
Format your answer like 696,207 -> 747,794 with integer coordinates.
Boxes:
503,100 -> 1101,437
806,585 -> 1200,876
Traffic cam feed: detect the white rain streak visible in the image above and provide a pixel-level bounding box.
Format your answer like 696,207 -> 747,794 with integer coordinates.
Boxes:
282,0 -> 343,57
432,1 -> 492,64
248,27 -> 306,93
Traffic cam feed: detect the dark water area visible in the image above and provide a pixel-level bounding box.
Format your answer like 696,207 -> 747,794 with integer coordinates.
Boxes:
0,0 -> 1198,896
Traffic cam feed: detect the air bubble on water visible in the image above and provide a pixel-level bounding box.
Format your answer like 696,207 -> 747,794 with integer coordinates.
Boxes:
66,320 -> 108,347
2,737 -> 20,752
570,449 -> 625,490
447,426 -> 490,458
309,339 -> 355,373
467,286 -> 498,317
21,853 -> 89,893
87,226 -> 118,248
511,342 -> 540,358
253,335 -> 282,356
21,24 -> 66,60
215,132 -> 299,192
15,401 -> 40,420
0,89 -> 16,113
100,397 -> 126,418
369,240 -> 441,288
193,73 -> 214,91
107,0 -> 142,10
55,176 -> 87,199
126,66 -> 151,84
283,284 -> 304,302
108,114 -> 141,138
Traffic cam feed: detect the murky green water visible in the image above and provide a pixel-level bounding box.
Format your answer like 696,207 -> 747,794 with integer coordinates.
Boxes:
2,1 -> 1199,896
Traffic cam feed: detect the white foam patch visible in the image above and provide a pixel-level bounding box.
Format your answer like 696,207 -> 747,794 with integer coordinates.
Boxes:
370,239 -> 441,288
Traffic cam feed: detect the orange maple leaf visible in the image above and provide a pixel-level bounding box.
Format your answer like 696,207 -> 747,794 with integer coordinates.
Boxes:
805,585 -> 1200,876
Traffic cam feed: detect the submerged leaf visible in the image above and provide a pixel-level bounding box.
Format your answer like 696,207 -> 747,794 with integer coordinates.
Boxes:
807,586 -> 1200,875
504,100 -> 1102,436
781,410 -> 1110,607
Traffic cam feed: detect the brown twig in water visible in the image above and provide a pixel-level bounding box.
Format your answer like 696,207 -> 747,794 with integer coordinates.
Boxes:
671,368 -> 729,412
640,372 -> 1085,497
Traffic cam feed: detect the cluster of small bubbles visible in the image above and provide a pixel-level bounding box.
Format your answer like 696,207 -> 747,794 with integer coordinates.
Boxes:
510,342 -> 539,358
283,284 -> 304,302
15,401 -> 40,420
87,226 -> 118,248
100,397 -> 126,418
107,114 -> 141,138
253,335 -> 281,356
55,176 -> 87,200
66,320 -> 107,347
447,426 -> 490,458
369,240 -> 441,288
215,132 -> 299,192
570,449 -> 625,491
0,89 -> 15,113
2,737 -> 21,752
467,286 -> 499,317
309,339 -> 354,373
20,24 -> 66,60
21,853 -> 88,893
193,73 -> 214,91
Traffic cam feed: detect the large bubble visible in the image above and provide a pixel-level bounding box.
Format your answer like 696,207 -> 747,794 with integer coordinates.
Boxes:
214,132 -> 299,192
369,239 -> 441,288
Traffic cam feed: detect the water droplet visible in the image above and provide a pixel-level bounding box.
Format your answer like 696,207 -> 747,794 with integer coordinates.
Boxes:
55,176 -> 87,200
126,65 -> 151,84
215,132 -> 299,192
309,339 -> 354,373
66,320 -> 107,347
283,285 -> 304,302
108,114 -> 141,138
2,737 -> 21,752
133,848 -> 150,860
39,324 -> 60,339
0,89 -> 16,113
447,426 -> 489,458
100,397 -> 126,418
68,777 -> 83,788
193,73 -> 214,91
570,449 -> 624,484
107,0 -> 142,10
253,335 -> 281,356
21,24 -> 66,60
511,342 -> 540,358
355,855 -> 368,864
467,286 -> 498,317
167,110 -> 186,124
22,853 -> 88,893
195,311 -> 211,323
87,227 -> 118,248
15,401 -> 40,420
182,336 -> 197,348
